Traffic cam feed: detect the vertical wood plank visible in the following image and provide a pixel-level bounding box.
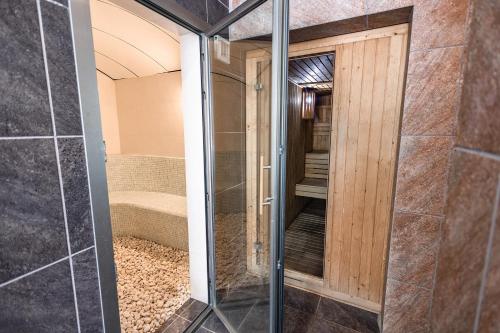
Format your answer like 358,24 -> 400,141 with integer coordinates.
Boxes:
348,38 -> 377,297
324,48 -> 343,287
357,37 -> 390,300
328,43 -> 353,290
246,58 -> 258,269
338,40 -> 365,294
369,34 -> 405,302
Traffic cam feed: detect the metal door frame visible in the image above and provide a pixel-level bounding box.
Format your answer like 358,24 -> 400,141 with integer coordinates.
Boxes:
71,0 -> 289,331
202,1 -> 289,332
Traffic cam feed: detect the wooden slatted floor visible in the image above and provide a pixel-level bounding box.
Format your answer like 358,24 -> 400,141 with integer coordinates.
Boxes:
285,200 -> 326,277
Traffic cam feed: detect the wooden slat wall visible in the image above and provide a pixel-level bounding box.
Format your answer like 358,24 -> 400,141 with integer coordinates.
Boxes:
325,32 -> 408,306
285,82 -> 309,227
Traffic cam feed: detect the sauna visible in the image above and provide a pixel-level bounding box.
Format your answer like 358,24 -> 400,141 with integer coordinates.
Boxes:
245,23 -> 409,317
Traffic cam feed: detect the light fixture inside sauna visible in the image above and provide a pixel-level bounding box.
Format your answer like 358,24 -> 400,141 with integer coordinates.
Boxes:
301,89 -> 316,119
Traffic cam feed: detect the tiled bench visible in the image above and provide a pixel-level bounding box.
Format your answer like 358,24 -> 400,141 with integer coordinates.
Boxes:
106,155 -> 188,251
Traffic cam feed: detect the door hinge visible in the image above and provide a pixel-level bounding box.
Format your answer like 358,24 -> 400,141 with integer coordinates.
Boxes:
102,140 -> 107,163
277,260 -> 282,270
255,83 -> 263,91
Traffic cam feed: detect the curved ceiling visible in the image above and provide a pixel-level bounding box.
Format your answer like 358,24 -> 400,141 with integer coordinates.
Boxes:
90,0 -> 181,80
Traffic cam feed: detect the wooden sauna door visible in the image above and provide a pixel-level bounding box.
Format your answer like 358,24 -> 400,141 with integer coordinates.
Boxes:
246,56 -> 272,276
324,29 -> 408,308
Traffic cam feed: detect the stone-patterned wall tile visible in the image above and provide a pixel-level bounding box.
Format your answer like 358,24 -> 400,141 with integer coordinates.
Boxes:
58,138 -> 94,253
457,0 -> 500,155
402,47 -> 463,136
410,0 -> 468,50
477,184 -> 500,332
40,0 -> 82,136
289,0 -> 366,29
208,0 -> 229,25
383,279 -> 431,333
73,248 -> 104,333
0,139 -> 67,283
387,212 -> 441,289
0,259 -> 78,332
431,150 -> 500,333
0,0 -> 52,137
365,0 -> 413,14
394,136 -> 453,216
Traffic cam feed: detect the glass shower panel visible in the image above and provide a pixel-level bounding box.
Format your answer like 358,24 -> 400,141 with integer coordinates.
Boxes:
209,1 -> 274,331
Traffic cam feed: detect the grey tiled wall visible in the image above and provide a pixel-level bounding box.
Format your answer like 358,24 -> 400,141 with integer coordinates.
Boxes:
0,0 -> 103,332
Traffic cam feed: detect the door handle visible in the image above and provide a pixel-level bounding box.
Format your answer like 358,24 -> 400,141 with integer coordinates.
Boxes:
259,155 -> 272,216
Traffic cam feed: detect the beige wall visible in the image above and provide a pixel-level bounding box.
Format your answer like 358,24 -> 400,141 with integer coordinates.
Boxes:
115,72 -> 184,157
97,71 -> 184,158
96,71 -> 121,154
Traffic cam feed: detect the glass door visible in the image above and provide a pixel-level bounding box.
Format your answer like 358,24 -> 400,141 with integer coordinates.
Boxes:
204,1 -> 288,332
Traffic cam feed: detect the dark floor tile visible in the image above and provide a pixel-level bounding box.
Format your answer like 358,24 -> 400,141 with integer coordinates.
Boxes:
175,298 -> 194,316
284,306 -> 314,333
178,299 -> 208,321
58,138 -> 93,253
284,286 -> 320,314
72,247 -> 103,333
216,289 -> 258,330
0,139 -> 67,283
202,311 -> 229,333
161,315 -> 191,333
0,0 -> 52,136
157,314 -> 179,333
316,298 -> 379,333
0,259 -> 78,333
40,0 -> 82,135
237,299 -> 269,333
195,327 -> 212,333
307,318 -> 358,333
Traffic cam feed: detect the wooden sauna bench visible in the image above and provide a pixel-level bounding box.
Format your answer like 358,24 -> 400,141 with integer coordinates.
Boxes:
295,151 -> 329,199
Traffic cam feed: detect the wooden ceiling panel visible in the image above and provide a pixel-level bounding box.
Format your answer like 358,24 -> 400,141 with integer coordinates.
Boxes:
289,54 -> 335,91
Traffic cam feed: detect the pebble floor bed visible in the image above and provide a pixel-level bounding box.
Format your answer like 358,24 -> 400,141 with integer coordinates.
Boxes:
113,236 -> 190,333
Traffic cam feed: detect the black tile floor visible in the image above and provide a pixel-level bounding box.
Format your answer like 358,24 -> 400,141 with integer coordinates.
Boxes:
157,298 -> 209,333
192,285 -> 380,333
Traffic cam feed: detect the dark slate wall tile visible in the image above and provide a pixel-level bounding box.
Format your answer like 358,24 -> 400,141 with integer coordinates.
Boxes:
40,0 -> 82,135
73,248 -> 103,333
457,0 -> 500,155
175,0 -> 207,22
208,0 -> 229,25
0,139 -> 67,283
316,297 -> 379,333
58,138 -> 93,253
0,0 -> 52,137
431,150 -> 500,333
0,259 -> 78,333
51,0 -> 69,6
